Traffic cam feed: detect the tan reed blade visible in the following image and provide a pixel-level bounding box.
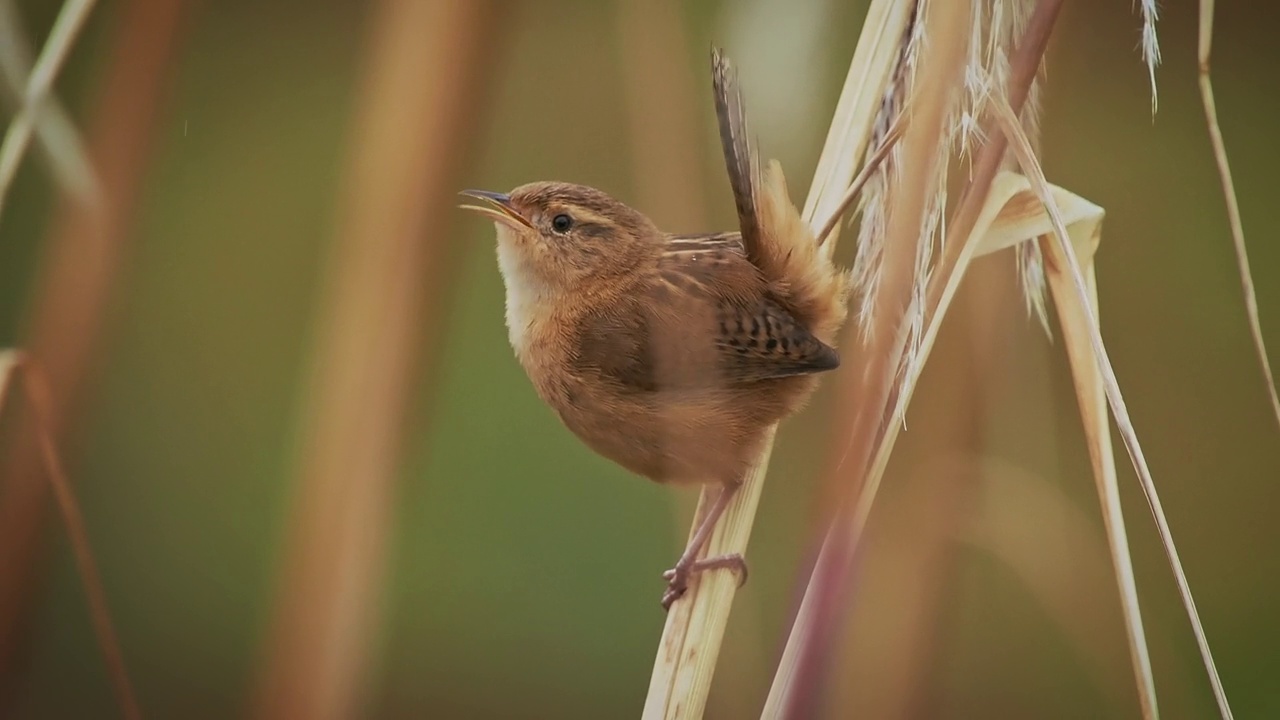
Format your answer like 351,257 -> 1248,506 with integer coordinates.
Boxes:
994,96 -> 1232,718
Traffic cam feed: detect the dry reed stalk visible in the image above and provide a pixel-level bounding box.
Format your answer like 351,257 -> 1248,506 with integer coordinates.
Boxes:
793,171 -> 1115,712
989,98 -> 1160,719
765,4 -> 1064,715
799,2 -> 916,228
640,4 -> 916,718
941,14 -> 1170,714
1046,222 -> 1159,718
248,4 -> 499,719
994,97 -> 1233,718
0,0 -> 99,213
1197,0 -> 1280,431
767,162 -> 1169,715
769,2 -> 978,716
0,0 -> 186,702
0,352 -> 141,720
769,12 -> 1248,698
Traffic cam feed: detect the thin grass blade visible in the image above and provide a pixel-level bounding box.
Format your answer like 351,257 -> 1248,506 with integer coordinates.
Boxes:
992,95 -> 1234,720
771,2 -> 975,715
1196,0 -> 1280,432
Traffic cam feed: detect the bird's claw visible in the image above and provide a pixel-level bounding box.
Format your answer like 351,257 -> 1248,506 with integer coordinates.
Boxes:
660,553 -> 749,610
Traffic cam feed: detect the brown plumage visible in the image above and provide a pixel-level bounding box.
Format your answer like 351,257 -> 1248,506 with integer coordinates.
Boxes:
459,48 -> 849,608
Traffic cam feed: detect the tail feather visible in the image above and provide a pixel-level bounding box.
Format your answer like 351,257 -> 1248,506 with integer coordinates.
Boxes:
711,47 -> 850,346
711,47 -> 763,269
757,161 -> 850,344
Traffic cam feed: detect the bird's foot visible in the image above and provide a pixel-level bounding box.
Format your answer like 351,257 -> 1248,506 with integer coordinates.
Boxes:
660,553 -> 748,610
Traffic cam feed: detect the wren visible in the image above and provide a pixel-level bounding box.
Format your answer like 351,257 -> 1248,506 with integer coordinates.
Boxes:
459,49 -> 850,609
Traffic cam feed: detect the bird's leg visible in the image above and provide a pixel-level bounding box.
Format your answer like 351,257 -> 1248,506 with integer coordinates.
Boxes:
661,481 -> 748,609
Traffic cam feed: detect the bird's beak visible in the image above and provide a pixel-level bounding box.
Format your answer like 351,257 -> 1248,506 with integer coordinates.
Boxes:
457,189 -> 534,230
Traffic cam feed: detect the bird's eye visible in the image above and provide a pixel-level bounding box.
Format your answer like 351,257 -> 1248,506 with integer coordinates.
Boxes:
551,214 -> 573,233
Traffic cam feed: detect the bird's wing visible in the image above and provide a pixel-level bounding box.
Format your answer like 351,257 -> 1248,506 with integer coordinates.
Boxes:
710,294 -> 841,383
572,239 -> 839,393
571,302 -> 661,393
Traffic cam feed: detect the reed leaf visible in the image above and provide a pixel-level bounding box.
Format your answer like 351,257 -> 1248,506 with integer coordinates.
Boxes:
994,95 -> 1233,719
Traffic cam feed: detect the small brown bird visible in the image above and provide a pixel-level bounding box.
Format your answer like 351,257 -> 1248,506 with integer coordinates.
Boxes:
460,49 -> 849,608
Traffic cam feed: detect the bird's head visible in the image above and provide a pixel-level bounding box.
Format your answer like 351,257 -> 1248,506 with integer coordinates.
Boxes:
459,181 -> 662,294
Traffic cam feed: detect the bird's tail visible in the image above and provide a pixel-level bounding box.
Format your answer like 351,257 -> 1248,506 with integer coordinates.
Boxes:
711,47 -> 850,346
756,162 -> 850,345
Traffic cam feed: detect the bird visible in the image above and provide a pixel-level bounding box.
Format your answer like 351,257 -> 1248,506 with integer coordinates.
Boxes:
459,48 -> 850,609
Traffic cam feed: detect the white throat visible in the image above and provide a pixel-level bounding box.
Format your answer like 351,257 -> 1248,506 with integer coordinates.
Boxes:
494,235 -> 552,357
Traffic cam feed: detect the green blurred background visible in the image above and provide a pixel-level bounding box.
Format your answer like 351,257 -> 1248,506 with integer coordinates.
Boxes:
1,0 -> 1277,718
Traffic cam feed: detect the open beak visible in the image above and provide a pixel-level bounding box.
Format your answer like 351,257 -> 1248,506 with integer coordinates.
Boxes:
457,189 -> 533,230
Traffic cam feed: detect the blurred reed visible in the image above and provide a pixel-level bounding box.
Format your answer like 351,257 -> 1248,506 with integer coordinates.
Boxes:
769,1 -> 980,715
0,0 -> 186,711
248,3 -> 500,719
0,352 -> 139,720
0,0 -> 100,217
617,0 -> 708,232
826,254 -> 1018,719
